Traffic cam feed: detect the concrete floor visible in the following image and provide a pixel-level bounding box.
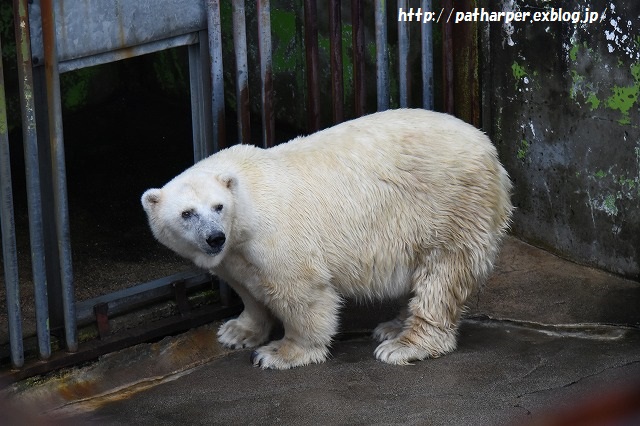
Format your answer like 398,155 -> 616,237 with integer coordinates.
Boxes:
4,237 -> 640,425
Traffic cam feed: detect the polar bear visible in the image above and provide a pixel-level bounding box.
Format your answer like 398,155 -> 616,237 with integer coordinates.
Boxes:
141,109 -> 512,369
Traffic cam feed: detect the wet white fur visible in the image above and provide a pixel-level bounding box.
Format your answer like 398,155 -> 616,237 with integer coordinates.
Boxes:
142,109 -> 513,369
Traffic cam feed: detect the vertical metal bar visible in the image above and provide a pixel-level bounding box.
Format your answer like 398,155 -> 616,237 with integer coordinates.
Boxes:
397,0 -> 410,108
0,34 -> 24,369
207,0 -> 226,154
442,0 -> 455,114
329,0 -> 344,124
421,0 -> 434,110
13,0 -> 51,360
41,0 -> 77,352
303,0 -> 320,132
374,0 -> 389,111
232,0 -> 251,145
257,0 -> 274,147
188,31 -> 213,162
453,0 -> 480,126
480,1 -> 492,135
93,303 -> 110,339
351,0 -> 365,117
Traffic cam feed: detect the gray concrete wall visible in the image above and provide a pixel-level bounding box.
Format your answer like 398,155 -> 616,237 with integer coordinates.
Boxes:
483,0 -> 640,278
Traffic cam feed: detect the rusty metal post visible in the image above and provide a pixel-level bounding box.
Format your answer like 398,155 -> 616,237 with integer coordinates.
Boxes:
41,0 -> 78,353
303,0 -> 320,132
207,0 -> 226,154
421,0 -> 434,110
257,0 -> 275,147
442,0 -> 455,114
329,0 -> 344,124
13,0 -> 51,360
189,30 -> 214,161
351,0 -> 365,117
397,0 -> 410,108
232,0 -> 251,145
0,34 -> 24,368
374,0 -> 389,111
452,0 -> 480,126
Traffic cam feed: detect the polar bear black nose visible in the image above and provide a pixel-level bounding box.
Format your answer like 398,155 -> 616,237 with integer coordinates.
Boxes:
206,231 -> 226,250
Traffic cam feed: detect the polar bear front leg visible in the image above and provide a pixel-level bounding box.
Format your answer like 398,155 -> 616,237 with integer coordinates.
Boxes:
217,282 -> 274,349
250,285 -> 341,369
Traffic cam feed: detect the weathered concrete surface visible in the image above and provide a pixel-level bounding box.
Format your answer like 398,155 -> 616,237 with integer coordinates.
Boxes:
4,238 -> 640,425
483,0 -> 640,278
66,322 -> 640,426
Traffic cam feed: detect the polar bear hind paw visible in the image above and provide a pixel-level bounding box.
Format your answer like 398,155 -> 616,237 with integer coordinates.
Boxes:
372,318 -> 405,342
374,332 -> 457,365
250,339 -> 329,369
217,318 -> 270,349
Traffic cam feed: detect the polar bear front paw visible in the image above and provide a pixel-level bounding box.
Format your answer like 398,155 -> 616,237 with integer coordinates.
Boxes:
250,338 -> 329,370
217,318 -> 270,349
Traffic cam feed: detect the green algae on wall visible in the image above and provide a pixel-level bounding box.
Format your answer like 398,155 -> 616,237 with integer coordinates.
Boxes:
517,138 -> 529,160
60,68 -> 99,112
587,143 -> 640,218
152,49 -> 189,98
605,62 -> 640,125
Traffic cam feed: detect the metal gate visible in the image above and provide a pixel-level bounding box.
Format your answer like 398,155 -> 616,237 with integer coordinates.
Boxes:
1,0 -> 446,382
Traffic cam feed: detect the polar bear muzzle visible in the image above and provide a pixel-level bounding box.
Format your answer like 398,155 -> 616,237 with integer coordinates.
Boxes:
205,231 -> 226,254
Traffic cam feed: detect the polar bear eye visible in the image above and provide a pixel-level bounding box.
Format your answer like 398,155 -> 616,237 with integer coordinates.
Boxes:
214,204 -> 223,213
181,209 -> 195,219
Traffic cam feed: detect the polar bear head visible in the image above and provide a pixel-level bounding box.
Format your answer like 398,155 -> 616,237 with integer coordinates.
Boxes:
141,169 -> 236,270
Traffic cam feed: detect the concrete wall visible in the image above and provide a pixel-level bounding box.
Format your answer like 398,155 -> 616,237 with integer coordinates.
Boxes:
483,0 -> 639,278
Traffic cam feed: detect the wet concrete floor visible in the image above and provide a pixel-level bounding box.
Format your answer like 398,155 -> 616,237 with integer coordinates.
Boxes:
4,237 -> 640,425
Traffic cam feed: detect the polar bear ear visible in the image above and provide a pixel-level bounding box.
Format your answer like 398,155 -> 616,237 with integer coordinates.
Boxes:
218,173 -> 236,190
141,189 -> 162,211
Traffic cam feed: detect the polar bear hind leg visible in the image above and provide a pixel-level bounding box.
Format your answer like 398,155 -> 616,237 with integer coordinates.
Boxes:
372,307 -> 408,342
374,249 -> 478,365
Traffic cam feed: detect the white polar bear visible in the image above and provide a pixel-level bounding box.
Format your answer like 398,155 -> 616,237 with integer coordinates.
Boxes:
142,109 -> 512,369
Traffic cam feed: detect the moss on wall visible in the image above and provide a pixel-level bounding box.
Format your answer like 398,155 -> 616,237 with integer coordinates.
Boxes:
486,0 -> 640,278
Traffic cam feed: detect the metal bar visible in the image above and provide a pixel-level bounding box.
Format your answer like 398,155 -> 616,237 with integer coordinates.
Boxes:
442,0 -> 455,114
28,0 -> 207,66
189,34 -> 208,162
207,0 -> 225,154
397,0 -> 410,108
0,303 -> 243,385
257,0 -> 274,147
94,303 -> 110,339
374,0 -> 389,111
453,1 -> 480,126
351,0 -> 365,117
13,0 -> 51,360
59,34 -> 199,74
74,271 -> 213,326
329,0 -> 344,124
0,34 -> 24,369
480,0 -> 492,135
41,0 -> 77,353
173,281 -> 191,315
232,0 -> 251,145
303,0 -> 321,132
421,0 -> 434,110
